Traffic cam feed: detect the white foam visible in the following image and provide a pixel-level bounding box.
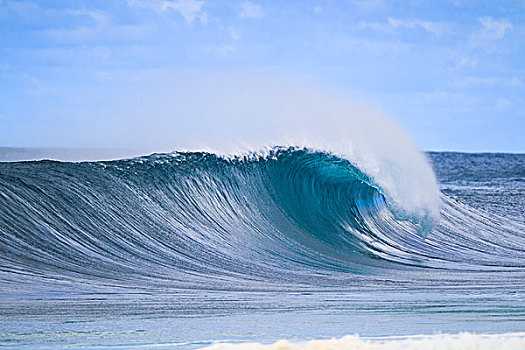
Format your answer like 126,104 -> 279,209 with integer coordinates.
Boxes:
200,332 -> 525,350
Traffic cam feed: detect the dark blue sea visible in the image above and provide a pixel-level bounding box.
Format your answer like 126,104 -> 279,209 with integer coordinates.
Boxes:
0,149 -> 524,349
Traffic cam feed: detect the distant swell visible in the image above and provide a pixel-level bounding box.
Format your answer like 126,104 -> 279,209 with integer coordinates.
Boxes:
1,147 -> 524,291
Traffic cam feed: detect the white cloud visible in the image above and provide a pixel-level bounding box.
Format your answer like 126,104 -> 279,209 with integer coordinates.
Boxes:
225,26 -> 240,40
42,21 -> 152,44
479,17 -> 512,40
359,17 -> 449,37
66,9 -> 107,23
388,18 -> 449,37
29,7 -> 154,45
239,2 -> 264,19
127,0 -> 207,24
162,0 -> 207,24
453,56 -> 478,71
469,17 -> 512,48
358,21 -> 386,31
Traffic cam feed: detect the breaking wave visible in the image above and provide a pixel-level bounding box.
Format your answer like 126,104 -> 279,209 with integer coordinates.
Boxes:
1,147 -> 524,292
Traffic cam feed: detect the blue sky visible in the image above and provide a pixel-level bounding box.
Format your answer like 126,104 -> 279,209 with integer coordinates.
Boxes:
0,0 -> 524,152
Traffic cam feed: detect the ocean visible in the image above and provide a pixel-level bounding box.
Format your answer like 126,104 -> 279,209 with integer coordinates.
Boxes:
0,148 -> 524,349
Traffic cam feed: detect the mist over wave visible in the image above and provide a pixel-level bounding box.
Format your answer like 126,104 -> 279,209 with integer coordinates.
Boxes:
31,74 -> 442,230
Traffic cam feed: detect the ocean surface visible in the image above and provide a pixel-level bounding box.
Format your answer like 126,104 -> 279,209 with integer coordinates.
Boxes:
0,148 -> 524,349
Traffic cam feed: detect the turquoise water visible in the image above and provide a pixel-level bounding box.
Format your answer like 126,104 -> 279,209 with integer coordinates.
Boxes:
0,149 -> 524,348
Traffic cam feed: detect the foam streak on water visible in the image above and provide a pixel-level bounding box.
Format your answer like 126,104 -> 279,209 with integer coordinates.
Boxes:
202,333 -> 525,350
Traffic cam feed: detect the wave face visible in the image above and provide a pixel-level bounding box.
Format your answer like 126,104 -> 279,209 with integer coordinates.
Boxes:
1,148 -> 524,293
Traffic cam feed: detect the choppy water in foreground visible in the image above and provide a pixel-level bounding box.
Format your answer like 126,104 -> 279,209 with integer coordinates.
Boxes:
0,149 -> 524,349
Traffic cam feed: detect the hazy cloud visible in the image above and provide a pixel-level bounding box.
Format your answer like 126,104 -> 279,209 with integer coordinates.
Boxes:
350,0 -> 387,13
41,12 -> 152,44
216,44 -> 235,55
127,0 -> 207,24
479,17 -> 512,40
162,0 -> 207,24
389,18 -> 448,37
454,76 -> 523,89
224,26 -> 241,40
453,56 -> 478,71
469,17 -> 512,48
496,98 -> 511,111
239,2 -> 264,19
3,0 -> 40,17
359,17 -> 449,37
